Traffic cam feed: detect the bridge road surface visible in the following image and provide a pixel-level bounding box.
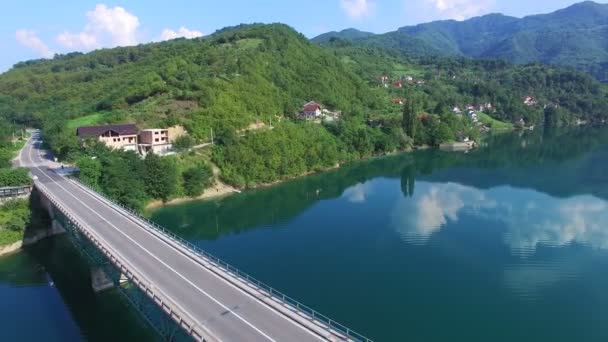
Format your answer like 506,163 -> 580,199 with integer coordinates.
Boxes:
19,133 -> 332,342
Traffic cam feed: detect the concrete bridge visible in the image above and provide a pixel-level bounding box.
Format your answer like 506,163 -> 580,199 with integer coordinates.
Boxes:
18,131 -> 370,342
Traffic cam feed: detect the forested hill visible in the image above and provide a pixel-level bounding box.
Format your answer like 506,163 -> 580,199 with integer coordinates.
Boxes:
312,1 -> 608,82
0,24 -> 379,139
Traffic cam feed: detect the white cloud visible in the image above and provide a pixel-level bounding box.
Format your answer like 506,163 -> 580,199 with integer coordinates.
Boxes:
340,0 -> 375,19
391,182 -> 495,243
160,27 -> 203,41
15,29 -> 54,58
425,0 -> 495,20
391,180 -> 608,256
55,4 -> 140,50
342,182 -> 374,203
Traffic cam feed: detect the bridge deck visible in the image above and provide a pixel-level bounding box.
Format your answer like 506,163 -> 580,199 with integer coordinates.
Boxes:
19,134 -> 363,342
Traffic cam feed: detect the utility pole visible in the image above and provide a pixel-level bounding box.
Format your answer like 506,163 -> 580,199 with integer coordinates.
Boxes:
210,128 -> 214,145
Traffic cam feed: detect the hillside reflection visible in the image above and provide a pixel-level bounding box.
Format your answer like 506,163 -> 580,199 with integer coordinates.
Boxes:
151,126 -> 608,242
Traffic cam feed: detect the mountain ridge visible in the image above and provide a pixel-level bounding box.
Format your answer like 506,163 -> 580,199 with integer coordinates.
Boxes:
312,1 -> 608,81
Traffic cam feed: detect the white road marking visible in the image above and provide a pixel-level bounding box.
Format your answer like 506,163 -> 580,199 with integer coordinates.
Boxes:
72,177 -> 331,341
26,134 -> 330,342
26,137 -> 278,342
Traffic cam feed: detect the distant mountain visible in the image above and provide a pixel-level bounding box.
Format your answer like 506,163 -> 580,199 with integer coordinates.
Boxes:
311,28 -> 376,44
312,28 -> 447,57
313,1 -> 608,81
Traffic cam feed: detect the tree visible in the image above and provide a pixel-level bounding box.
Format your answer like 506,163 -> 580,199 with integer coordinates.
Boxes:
183,164 -> 214,197
173,135 -> 194,151
76,157 -> 102,187
402,93 -> 418,140
100,152 -> 148,210
143,153 -> 178,202
0,168 -> 32,187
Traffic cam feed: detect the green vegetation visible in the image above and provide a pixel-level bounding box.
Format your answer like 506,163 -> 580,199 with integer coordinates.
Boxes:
182,164 -> 214,197
313,2 -> 608,82
0,199 -> 30,245
67,113 -> 109,130
0,23 -> 378,156
0,22 -> 606,210
143,153 -> 178,202
74,142 -> 215,209
213,122 -> 343,187
0,121 -> 32,246
0,168 -> 32,187
478,113 -> 513,130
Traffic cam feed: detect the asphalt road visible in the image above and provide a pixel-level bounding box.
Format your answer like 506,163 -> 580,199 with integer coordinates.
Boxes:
19,133 -> 329,342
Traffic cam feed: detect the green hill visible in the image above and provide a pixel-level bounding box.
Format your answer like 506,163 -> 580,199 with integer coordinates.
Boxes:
311,28 -> 376,44
313,1 -> 608,82
0,23 -> 379,140
1,22 -> 607,204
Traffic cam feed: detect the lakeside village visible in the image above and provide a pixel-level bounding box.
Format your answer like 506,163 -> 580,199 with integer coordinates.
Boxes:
76,87 -> 544,156
379,73 -> 544,129
75,101 -> 342,156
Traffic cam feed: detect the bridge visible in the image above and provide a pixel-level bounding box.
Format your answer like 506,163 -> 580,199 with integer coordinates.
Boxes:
18,131 -> 370,342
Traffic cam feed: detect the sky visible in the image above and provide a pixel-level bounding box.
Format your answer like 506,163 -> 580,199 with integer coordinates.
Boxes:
2,0 -> 607,72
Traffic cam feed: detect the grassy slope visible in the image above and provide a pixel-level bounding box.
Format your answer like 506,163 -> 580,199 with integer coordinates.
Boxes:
479,113 -> 514,130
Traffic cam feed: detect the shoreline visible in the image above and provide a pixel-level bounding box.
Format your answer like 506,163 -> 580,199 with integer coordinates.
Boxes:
145,180 -> 240,210
146,147 -> 421,210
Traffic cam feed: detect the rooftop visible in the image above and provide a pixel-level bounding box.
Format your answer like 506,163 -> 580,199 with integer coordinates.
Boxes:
76,124 -> 138,138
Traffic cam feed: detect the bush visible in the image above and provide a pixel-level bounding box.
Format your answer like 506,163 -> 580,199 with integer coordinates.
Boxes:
76,157 -> 102,187
173,135 -> 195,151
183,164 -> 214,197
0,199 -> 31,245
0,168 -> 32,187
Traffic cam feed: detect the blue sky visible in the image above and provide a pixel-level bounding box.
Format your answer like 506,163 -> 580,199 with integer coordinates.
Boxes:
2,0 -> 606,72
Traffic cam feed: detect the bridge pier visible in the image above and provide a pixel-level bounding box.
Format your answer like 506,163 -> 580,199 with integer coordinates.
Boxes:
91,266 -> 114,292
37,187 -> 191,341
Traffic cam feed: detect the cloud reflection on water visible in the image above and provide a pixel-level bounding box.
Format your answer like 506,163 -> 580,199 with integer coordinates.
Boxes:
386,181 -> 608,254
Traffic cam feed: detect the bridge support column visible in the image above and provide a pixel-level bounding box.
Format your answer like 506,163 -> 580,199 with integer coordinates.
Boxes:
91,266 -> 114,293
38,191 -> 56,219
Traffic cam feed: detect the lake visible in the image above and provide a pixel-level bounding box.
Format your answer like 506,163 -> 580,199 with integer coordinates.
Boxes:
151,127 -> 608,342
0,237 -> 154,341
2,127 -> 608,341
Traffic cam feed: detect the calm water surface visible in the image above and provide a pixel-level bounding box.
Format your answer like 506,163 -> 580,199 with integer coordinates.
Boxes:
0,237 -> 154,341
2,127 -> 608,341
151,128 -> 608,342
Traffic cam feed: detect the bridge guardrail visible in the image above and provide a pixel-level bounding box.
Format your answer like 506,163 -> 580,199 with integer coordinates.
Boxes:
34,181 -> 208,341
72,178 -> 372,342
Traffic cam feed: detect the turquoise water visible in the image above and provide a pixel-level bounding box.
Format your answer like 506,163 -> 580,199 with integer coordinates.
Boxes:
151,127 -> 608,342
0,237 -> 154,341
2,127 -> 608,341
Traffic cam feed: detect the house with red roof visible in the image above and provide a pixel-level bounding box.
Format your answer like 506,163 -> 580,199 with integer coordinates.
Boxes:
300,101 -> 322,120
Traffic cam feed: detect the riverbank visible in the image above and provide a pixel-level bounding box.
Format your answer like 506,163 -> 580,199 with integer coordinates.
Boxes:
0,222 -> 66,257
146,147 -> 416,210
146,180 -> 239,209
144,143 -> 476,210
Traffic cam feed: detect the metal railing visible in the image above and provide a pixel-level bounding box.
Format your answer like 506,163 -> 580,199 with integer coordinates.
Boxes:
34,181 -> 208,341
71,177 -> 372,342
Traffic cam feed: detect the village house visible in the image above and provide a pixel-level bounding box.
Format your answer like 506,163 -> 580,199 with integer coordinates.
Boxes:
300,101 -> 322,120
76,124 -> 138,151
404,76 -> 414,83
393,80 -> 404,88
452,106 -> 462,115
138,128 -> 173,155
392,98 -> 405,105
524,96 -> 538,106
